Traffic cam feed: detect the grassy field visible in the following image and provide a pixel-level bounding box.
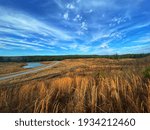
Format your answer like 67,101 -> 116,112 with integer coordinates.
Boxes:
0,61 -> 54,76
0,62 -> 26,75
0,56 -> 150,113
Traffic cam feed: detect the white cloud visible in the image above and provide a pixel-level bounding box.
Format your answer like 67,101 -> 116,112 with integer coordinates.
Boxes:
89,9 -> 93,13
60,46 -> 68,50
133,35 -> 150,43
111,17 -> 126,24
118,44 -> 150,54
99,42 -> 109,49
0,1 -> 148,55
88,9 -> 93,13
91,32 -> 110,42
78,45 -> 91,53
76,30 -> 84,35
0,26 -> 31,38
63,12 -> 69,20
93,47 -> 114,55
110,32 -> 124,39
121,22 -> 150,33
54,0 -> 64,9
85,9 -> 93,13
69,43 -> 78,49
66,4 -> 75,9
0,6 -> 72,41
0,37 -> 47,50
0,44 -> 6,49
0,40 -> 43,50
81,22 -> 88,31
73,14 -> 82,22
0,37 -> 46,47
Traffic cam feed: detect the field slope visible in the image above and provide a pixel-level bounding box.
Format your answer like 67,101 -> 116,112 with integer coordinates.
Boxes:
0,56 -> 150,113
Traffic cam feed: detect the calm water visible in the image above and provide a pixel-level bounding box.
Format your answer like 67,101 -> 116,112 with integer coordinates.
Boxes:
23,62 -> 43,69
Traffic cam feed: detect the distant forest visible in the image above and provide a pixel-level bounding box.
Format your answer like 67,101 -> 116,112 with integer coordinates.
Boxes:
0,53 -> 150,62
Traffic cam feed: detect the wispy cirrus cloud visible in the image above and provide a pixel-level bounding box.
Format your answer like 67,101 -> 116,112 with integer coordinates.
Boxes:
0,6 -> 73,40
0,6 -> 76,52
0,0 -> 149,55
117,44 -> 150,54
133,34 -> 150,43
99,42 -> 109,49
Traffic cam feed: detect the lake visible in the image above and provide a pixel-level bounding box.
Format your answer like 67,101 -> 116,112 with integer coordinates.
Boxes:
23,62 -> 44,69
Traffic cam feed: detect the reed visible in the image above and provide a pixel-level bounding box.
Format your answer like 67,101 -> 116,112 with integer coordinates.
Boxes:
0,57 -> 150,113
0,72 -> 149,113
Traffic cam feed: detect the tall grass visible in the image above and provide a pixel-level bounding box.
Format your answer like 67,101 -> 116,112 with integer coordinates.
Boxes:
0,71 -> 149,113
0,57 -> 150,113
143,66 -> 150,78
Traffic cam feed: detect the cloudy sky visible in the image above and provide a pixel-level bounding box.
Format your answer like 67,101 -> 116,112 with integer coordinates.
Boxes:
0,0 -> 150,56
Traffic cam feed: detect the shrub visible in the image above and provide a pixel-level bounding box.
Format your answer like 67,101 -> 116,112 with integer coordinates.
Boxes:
143,67 -> 150,78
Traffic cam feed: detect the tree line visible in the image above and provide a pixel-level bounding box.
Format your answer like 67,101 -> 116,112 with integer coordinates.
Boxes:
0,53 -> 150,62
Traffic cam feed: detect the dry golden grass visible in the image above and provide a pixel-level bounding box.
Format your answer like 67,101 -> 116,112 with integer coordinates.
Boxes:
0,70 -> 150,113
0,61 -> 55,76
0,62 -> 26,75
0,57 -> 150,113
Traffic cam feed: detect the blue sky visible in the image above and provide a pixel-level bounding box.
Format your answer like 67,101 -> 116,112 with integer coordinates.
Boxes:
0,0 -> 150,56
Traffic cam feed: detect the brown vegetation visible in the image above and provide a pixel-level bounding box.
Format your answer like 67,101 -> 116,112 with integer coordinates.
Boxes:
0,57 -> 150,113
0,62 -> 26,75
